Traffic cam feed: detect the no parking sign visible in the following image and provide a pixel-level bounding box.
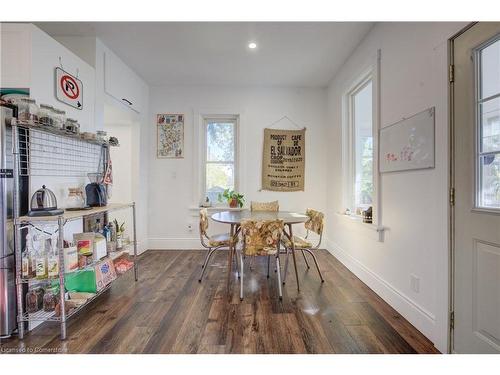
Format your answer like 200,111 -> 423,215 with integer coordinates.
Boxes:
55,67 -> 83,110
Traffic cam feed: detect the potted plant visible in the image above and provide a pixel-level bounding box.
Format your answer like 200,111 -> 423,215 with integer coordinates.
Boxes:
218,189 -> 245,208
113,219 -> 125,249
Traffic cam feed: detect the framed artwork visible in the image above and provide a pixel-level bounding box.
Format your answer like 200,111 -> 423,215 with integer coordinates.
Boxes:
157,113 -> 184,158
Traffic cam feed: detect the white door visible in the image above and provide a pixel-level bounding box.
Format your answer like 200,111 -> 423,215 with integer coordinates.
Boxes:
453,22 -> 500,353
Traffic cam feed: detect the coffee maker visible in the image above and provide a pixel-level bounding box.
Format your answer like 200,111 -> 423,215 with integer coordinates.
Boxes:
85,173 -> 107,207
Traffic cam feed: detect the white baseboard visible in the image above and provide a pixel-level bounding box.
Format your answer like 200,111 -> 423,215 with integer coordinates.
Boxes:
325,237 -> 436,344
147,237 -> 202,250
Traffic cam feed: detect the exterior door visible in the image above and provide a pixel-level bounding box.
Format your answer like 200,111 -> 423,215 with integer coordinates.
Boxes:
452,22 -> 500,353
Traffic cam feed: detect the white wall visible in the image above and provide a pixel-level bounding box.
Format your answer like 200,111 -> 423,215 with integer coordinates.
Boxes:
104,104 -> 136,244
95,40 -> 150,254
148,86 -> 327,249
325,22 -> 467,353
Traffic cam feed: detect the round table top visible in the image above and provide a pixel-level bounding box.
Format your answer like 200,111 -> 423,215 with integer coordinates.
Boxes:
211,210 -> 308,225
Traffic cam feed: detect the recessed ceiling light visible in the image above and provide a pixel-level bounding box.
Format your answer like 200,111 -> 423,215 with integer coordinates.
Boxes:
248,42 -> 257,50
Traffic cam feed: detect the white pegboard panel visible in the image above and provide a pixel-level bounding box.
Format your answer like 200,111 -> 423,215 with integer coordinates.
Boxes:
16,126 -> 104,177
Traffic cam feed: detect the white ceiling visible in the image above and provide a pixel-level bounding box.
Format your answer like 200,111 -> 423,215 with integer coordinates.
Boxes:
37,22 -> 374,88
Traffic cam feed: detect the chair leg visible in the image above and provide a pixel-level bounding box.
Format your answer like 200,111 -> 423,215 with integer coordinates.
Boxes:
267,255 -> 270,278
301,249 -> 310,269
283,248 -> 290,285
234,248 -> 240,279
304,249 -> 325,283
276,254 -> 283,300
199,248 -> 217,282
239,252 -> 244,301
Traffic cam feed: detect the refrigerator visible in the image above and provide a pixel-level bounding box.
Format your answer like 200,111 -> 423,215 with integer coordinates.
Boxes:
0,104 -> 17,338
1,103 -> 28,338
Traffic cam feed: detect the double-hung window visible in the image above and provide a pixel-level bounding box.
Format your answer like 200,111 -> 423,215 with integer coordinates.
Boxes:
475,36 -> 500,209
202,116 -> 238,204
345,75 -> 374,214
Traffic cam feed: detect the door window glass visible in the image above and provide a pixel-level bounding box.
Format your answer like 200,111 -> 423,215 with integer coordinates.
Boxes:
477,37 -> 500,208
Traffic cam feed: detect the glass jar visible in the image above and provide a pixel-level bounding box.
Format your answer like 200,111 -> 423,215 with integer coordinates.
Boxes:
39,104 -> 54,126
96,130 -> 107,142
17,98 -> 39,125
65,118 -> 80,134
26,287 -> 44,313
43,287 -> 58,312
52,108 -> 66,129
65,187 -> 85,209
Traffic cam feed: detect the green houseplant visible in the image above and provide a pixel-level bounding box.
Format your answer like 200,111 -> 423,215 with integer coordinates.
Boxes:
218,189 -> 245,208
113,219 -> 125,249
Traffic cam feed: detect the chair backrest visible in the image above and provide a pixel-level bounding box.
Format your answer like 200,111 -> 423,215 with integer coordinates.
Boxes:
250,200 -> 279,212
199,208 -> 209,238
240,219 -> 284,256
305,208 -> 324,235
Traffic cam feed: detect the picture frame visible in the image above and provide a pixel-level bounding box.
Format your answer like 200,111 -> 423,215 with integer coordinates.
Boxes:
157,113 -> 185,158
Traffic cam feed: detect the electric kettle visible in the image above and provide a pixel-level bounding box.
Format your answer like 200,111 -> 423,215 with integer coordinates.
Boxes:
28,185 -> 64,216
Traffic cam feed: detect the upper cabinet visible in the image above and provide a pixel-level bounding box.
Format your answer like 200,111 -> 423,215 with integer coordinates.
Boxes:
104,50 -> 143,114
0,23 -> 96,133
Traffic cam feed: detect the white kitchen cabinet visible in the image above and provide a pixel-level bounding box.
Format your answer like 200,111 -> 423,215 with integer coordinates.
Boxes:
104,50 -> 143,113
0,23 -> 96,133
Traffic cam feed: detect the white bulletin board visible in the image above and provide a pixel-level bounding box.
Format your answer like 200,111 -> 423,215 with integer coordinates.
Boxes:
379,107 -> 435,173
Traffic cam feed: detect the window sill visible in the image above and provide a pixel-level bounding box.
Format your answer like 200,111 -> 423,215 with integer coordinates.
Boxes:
335,212 -> 386,242
189,205 -> 246,212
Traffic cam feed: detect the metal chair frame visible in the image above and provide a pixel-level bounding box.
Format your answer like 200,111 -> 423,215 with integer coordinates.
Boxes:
198,217 -> 240,282
282,221 -> 324,285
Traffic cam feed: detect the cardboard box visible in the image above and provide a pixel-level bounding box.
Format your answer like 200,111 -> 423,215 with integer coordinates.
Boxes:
94,258 -> 117,291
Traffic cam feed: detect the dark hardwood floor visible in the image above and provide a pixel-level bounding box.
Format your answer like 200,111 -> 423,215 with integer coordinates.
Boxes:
0,249 -> 439,354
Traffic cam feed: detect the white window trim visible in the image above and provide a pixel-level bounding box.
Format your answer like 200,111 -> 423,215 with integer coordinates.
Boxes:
200,114 -> 240,206
342,50 -> 381,226
473,34 -> 500,212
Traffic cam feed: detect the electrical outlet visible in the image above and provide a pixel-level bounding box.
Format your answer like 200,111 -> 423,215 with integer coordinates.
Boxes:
410,274 -> 420,293
187,223 -> 193,232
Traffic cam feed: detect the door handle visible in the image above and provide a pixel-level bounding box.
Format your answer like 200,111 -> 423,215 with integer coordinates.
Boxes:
122,98 -> 133,106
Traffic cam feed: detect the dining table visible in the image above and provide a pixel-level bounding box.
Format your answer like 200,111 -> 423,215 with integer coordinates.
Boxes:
211,210 -> 309,294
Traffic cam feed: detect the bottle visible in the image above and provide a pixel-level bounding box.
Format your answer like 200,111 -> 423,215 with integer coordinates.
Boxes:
47,234 -> 59,278
22,251 -> 30,278
23,232 -> 34,278
103,224 -> 111,242
108,222 -> 116,242
94,219 -> 102,233
35,239 -> 49,279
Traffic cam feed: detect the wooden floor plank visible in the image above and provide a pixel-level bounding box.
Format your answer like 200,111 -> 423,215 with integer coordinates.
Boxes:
0,249 -> 439,354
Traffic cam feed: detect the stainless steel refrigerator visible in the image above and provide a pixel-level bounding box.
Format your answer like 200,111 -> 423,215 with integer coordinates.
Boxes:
1,104 -> 17,338
0,103 -> 30,338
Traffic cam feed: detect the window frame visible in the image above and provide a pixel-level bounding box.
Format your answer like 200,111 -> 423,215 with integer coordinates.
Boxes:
201,114 -> 240,205
343,70 -> 376,217
473,34 -> 500,211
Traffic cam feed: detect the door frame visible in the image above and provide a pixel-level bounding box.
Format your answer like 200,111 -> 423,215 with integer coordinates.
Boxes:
447,22 -> 478,354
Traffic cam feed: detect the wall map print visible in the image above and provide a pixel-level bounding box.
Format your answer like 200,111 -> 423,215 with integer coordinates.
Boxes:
261,128 -> 305,192
157,114 -> 184,158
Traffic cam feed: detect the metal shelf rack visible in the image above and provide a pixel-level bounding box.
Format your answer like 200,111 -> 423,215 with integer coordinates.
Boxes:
10,120 -> 139,340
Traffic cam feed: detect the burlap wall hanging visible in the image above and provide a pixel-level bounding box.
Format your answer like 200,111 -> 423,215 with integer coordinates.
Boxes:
261,116 -> 306,192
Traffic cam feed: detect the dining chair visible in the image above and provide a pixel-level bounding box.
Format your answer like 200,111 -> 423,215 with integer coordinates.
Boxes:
198,208 -> 239,282
250,200 -> 279,212
249,200 -> 280,270
282,208 -> 325,283
238,219 -> 284,300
